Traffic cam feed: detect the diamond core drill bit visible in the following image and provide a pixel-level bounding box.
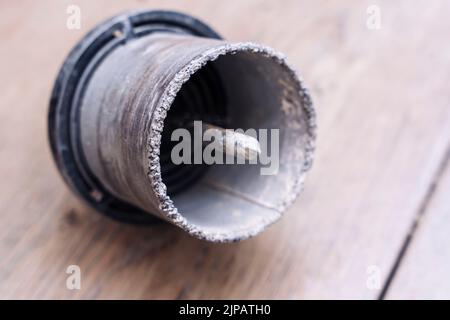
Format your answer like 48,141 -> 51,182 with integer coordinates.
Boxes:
48,10 -> 316,242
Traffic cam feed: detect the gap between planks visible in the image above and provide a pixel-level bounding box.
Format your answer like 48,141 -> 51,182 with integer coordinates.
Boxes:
378,141 -> 450,299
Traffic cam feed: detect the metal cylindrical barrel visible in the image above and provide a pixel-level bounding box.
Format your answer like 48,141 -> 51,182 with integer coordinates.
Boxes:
49,11 -> 316,242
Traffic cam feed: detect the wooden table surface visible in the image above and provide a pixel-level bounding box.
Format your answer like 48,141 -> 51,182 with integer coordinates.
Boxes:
1,0 -> 449,299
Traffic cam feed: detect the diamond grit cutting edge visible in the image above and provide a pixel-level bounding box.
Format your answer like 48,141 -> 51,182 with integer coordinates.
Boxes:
48,10 -> 316,242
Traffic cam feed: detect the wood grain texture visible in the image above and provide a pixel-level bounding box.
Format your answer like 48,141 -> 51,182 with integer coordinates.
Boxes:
0,0 -> 450,299
386,151 -> 450,300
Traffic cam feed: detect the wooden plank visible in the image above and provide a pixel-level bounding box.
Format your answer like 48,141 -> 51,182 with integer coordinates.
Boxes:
386,152 -> 450,299
0,0 -> 450,299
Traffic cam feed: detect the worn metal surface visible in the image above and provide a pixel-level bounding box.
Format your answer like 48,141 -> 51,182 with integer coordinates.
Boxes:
49,10 -> 224,224
80,32 -> 315,242
4,0 -> 450,299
